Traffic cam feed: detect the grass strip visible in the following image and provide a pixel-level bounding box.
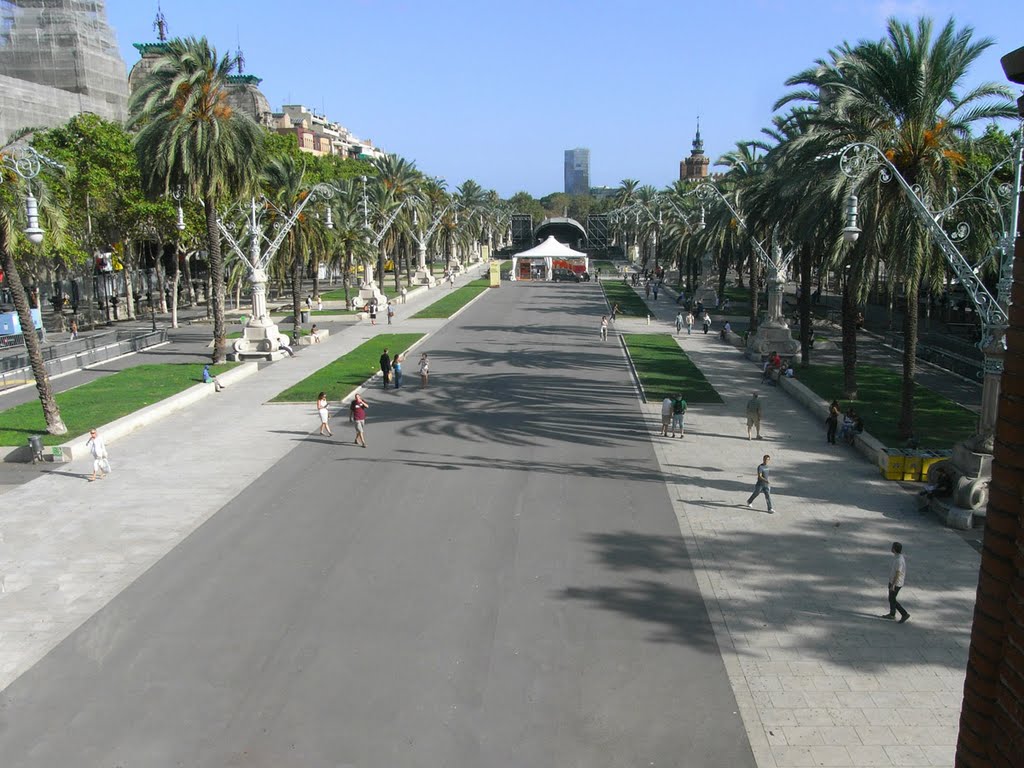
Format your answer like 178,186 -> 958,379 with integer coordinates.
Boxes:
601,280 -> 652,318
320,284 -> 402,302
272,333 -> 424,403
412,280 -> 489,319
795,363 -> 976,449
0,363 -> 238,446
623,334 -> 722,404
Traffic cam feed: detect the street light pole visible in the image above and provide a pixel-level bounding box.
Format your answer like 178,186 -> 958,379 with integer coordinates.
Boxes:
216,184 -> 334,360
834,134 -> 1021,525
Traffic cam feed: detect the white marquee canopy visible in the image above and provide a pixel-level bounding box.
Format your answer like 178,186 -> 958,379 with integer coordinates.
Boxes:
510,236 -> 588,281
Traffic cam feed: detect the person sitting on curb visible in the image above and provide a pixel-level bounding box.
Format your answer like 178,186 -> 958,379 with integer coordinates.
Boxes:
202,364 -> 225,392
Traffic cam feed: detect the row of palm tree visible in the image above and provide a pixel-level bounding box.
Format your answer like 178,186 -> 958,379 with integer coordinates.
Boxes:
607,17 -> 1016,444
1,36 -> 506,435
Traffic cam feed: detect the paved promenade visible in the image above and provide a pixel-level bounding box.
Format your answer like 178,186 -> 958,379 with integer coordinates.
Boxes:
0,273 -> 980,766
0,273 -> 472,693
621,312 -> 978,767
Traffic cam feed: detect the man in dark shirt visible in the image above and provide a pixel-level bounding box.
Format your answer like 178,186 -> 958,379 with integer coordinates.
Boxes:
746,454 -> 774,513
380,348 -> 392,389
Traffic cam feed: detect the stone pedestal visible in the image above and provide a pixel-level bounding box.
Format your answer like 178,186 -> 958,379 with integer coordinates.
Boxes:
414,244 -> 436,286
227,268 -> 289,361
745,322 -> 800,359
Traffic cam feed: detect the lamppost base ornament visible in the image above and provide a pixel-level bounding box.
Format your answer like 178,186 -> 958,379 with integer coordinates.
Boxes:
744,324 -> 800,360
414,269 -> 437,287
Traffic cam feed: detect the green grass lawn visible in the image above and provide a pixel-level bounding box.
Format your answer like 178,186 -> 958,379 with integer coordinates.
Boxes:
796,363 -> 976,448
320,284 -> 402,302
412,279 -> 490,319
0,363 -> 238,446
272,333 -> 424,403
623,334 -> 722,403
601,280 -> 652,318
723,285 -> 752,303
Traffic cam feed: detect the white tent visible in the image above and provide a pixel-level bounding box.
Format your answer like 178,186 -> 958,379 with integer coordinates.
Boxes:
510,236 -> 589,281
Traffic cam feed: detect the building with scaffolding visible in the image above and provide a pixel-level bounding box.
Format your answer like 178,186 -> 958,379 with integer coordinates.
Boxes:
0,0 -> 128,145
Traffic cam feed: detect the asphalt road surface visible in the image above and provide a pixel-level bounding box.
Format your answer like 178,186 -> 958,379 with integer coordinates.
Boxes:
0,282 -> 755,767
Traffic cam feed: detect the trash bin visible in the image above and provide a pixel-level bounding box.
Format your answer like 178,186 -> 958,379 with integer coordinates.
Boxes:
28,434 -> 44,463
300,310 -> 311,323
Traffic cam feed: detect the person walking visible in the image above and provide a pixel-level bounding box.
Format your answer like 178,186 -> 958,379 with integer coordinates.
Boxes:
746,392 -> 763,440
316,391 -> 333,437
350,393 -> 369,447
660,396 -> 674,437
202,364 -> 225,392
69,318 -> 79,341
379,348 -> 392,389
702,311 -> 712,334
418,352 -> 429,388
645,280 -> 651,299
884,542 -> 910,623
368,299 -> 378,325
826,399 -> 841,445
610,303 -> 621,324
86,428 -> 110,482
652,281 -> 660,301
386,302 -> 395,325
392,352 -> 403,389
671,393 -> 687,438
674,311 -> 683,335
745,454 -> 774,513
600,315 -> 609,341
316,295 -> 323,311
685,310 -> 694,335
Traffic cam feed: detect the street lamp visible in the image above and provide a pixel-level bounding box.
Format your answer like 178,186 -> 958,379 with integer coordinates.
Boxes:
842,195 -> 860,244
833,134 -> 1022,523
216,184 -> 335,360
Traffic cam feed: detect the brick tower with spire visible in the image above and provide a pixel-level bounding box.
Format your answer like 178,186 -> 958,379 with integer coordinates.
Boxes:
680,119 -> 710,181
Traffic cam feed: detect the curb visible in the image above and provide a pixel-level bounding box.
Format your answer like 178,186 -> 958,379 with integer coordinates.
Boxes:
3,362 -> 258,463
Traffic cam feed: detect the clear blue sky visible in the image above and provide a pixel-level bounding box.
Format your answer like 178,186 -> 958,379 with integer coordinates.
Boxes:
106,1 -> 1023,198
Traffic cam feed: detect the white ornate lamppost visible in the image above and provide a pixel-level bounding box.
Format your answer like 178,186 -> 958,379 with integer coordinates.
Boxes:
217,184 -> 334,360
835,131 -> 1021,527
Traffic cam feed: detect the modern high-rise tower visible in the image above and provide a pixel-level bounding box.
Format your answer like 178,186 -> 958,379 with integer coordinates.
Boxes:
564,147 -> 590,196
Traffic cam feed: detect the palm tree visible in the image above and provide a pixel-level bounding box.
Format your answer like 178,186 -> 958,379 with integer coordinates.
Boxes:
262,155 -> 328,340
129,36 -> 264,363
780,18 -> 1013,428
0,150 -> 67,434
328,179 -> 372,308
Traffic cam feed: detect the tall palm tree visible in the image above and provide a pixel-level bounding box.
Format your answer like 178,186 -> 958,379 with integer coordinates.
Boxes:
781,18 -> 1013,429
0,150 -> 67,434
129,36 -> 264,363
262,155 -> 328,340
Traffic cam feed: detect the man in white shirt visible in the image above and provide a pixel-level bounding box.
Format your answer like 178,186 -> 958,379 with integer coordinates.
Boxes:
885,541 -> 910,623
660,397 -> 674,437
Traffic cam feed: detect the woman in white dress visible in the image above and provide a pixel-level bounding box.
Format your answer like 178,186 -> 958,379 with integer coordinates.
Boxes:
316,392 -> 332,437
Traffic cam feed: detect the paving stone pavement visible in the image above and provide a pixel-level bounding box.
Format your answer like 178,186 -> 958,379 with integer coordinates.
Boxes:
0,270 -> 486,694
625,318 -> 978,768
0,275 -> 979,767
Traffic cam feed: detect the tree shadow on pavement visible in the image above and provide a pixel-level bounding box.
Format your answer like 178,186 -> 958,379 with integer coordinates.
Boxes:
557,522 -> 975,673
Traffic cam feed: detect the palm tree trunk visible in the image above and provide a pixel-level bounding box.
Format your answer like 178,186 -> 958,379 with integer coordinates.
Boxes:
343,246 -> 352,308
156,242 -> 168,313
1,234 -> 66,435
171,249 -> 180,328
897,279 -> 919,439
183,252 -> 196,306
312,256 -> 320,300
841,274 -> 859,399
123,242 -> 137,320
292,250 -> 302,340
748,246 -> 760,333
799,242 -> 812,366
205,198 -> 226,363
